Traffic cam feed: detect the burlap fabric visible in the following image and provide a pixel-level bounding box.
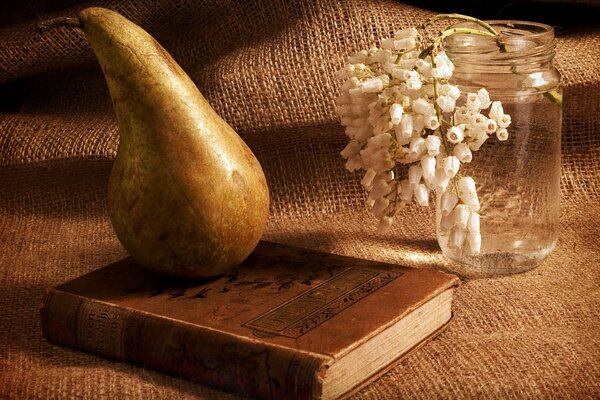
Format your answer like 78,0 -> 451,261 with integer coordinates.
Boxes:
1,0 -> 599,398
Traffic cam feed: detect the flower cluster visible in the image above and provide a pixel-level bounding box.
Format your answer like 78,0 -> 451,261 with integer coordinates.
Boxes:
335,21 -> 511,254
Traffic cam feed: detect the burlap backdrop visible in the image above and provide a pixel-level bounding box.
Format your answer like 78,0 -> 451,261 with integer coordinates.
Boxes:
1,0 -> 599,398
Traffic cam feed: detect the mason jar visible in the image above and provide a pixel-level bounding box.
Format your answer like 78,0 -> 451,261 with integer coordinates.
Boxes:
437,21 -> 562,278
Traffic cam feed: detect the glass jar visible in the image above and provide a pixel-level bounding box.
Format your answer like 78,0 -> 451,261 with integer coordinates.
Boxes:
438,21 -> 562,278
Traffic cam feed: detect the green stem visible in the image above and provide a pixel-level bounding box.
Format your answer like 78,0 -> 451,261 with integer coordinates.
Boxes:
544,90 -> 563,106
421,13 -> 499,36
438,27 -> 497,42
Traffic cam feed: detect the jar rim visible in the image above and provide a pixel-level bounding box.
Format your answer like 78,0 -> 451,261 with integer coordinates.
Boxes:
485,20 -> 554,40
445,20 -> 556,65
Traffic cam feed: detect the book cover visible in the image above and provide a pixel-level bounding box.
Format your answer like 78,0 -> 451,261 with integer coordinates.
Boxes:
41,241 -> 459,399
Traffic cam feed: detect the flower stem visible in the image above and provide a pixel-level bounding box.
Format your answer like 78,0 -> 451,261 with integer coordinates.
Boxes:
421,13 -> 499,36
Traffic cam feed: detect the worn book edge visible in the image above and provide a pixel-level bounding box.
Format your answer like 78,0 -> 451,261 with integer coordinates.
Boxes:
319,287 -> 454,399
41,285 -> 456,399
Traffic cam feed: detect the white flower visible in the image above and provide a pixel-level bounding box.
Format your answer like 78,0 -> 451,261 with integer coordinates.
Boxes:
350,125 -> 372,141
453,106 -> 469,124
467,211 -> 480,233
439,212 -> 454,233
446,126 -> 464,144
484,118 -> 498,134
367,132 -> 392,147
432,65 -> 453,79
414,184 -> 430,206
497,114 -> 512,128
392,68 -> 412,81
361,77 -> 384,93
425,134 -> 441,155
412,114 -> 425,135
453,204 -> 470,229
335,94 -> 352,106
372,197 -> 390,218
348,50 -> 369,64
345,154 -> 362,171
397,114 -> 413,137
361,168 -> 376,188
395,37 -> 417,50
434,51 -> 454,69
421,155 -> 436,185
395,27 -> 418,39
466,92 -> 482,111
440,191 -> 459,216
335,22 -> 513,237
440,84 -> 461,100
415,59 -> 432,77
467,129 -> 488,151
371,48 -> 393,63
434,167 -> 450,190
424,115 -> 440,130
466,231 -> 482,253
477,88 -> 491,109
464,195 -> 481,212
398,58 -> 417,70
405,78 -> 423,91
496,127 -> 509,141
412,98 -> 435,116
340,116 -> 353,126
453,142 -> 473,162
373,158 -> 395,173
340,140 -> 361,159
470,113 -> 486,128
408,164 -> 423,186
457,176 -> 477,202
442,156 -> 460,178
372,120 -> 393,135
400,179 -> 413,202
366,146 -> 390,165
377,215 -> 395,234
390,103 -> 404,125
380,38 -> 397,51
489,101 -> 504,120
409,136 -> 427,159
448,226 -> 466,250
436,95 -> 456,113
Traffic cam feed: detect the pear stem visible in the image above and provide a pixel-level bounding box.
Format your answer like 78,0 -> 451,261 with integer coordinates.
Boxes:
38,17 -> 81,33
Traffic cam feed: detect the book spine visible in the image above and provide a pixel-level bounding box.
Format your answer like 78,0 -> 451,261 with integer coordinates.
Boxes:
41,290 -> 329,400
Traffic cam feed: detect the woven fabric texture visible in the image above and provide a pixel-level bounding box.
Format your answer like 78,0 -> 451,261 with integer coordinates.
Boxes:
1,0 -> 599,398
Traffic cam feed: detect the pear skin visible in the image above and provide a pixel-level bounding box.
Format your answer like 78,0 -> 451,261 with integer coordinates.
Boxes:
76,7 -> 269,278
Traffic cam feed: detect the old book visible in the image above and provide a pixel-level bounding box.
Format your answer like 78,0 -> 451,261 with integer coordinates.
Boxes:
41,241 -> 459,399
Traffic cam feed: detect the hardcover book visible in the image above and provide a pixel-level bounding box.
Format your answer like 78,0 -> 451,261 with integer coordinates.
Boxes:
41,241 -> 459,399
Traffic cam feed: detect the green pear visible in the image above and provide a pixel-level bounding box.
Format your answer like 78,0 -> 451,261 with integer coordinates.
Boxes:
75,7 -> 269,278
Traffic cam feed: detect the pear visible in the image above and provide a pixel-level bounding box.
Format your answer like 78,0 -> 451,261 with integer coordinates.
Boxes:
73,8 -> 269,278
